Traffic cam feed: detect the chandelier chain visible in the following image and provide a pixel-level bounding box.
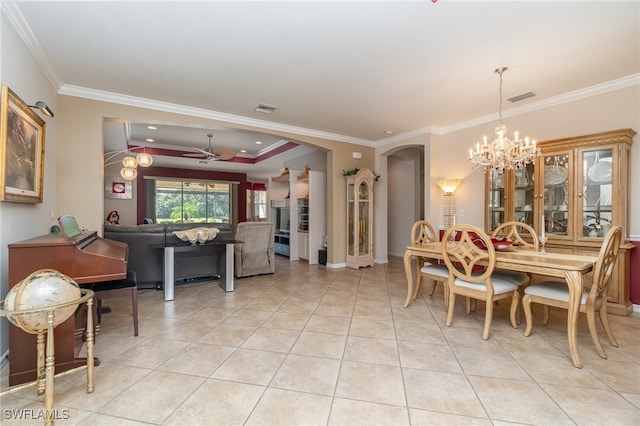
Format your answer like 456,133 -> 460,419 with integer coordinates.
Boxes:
497,67 -> 505,123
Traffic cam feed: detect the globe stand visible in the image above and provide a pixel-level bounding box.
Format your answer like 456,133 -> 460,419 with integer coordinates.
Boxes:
0,289 -> 95,426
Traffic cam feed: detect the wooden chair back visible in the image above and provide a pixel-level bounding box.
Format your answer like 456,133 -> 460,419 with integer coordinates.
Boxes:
590,225 -> 622,302
441,224 -> 495,284
410,220 -> 438,245
491,221 -> 539,250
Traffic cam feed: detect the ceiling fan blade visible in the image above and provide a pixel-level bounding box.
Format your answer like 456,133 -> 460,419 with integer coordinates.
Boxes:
183,152 -> 207,158
193,147 -> 211,155
213,147 -> 236,161
183,147 -> 211,158
182,135 -> 234,161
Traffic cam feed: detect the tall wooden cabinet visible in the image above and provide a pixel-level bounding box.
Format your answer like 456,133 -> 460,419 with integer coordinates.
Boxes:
346,168 -> 374,269
485,129 -> 635,315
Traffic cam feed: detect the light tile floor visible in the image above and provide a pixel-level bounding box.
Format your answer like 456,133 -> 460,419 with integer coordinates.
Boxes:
2,256 -> 639,425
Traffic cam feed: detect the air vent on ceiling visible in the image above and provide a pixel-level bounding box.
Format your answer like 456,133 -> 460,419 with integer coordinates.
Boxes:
255,103 -> 278,114
508,91 -> 536,103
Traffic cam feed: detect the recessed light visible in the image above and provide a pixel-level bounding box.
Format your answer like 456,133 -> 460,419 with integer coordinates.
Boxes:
145,138 -> 154,142
240,149 -> 247,153
384,130 -> 393,135
255,141 -> 262,145
147,125 -> 157,130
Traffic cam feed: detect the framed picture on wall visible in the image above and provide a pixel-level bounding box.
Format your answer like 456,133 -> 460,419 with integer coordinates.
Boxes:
0,85 -> 46,203
105,176 -> 132,199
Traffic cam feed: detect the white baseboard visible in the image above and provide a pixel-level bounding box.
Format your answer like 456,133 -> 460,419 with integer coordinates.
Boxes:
633,304 -> 640,313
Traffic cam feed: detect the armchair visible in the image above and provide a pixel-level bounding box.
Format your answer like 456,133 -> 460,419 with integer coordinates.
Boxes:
234,222 -> 275,278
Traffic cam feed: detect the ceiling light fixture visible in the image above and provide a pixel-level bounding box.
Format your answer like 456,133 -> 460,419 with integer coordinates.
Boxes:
468,67 -> 540,172
122,156 -> 137,168
28,101 -> 54,117
135,151 -> 154,167
120,167 -> 137,180
104,146 -> 154,180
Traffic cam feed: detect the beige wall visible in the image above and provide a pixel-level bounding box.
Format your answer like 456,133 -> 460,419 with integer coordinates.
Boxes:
433,86 -> 640,236
375,85 -> 639,237
55,96 -> 375,265
0,14 -> 60,357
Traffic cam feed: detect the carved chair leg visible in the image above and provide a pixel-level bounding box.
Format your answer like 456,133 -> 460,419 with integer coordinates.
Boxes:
586,307 -> 607,359
542,305 -> 550,325
509,291 -> 519,329
428,279 -> 438,296
482,298 -> 494,340
445,281 -> 455,327
523,294 -> 534,337
598,303 -> 618,347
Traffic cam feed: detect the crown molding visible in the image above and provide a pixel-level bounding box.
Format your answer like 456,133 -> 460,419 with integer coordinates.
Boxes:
3,1 -> 63,90
58,84 -> 375,148
438,74 -> 640,135
376,73 -> 640,145
62,73 -> 640,148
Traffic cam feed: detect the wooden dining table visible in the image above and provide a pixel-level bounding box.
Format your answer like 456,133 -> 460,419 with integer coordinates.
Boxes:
403,242 -> 598,368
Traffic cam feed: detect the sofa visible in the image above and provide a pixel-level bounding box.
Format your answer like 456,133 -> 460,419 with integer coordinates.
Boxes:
104,222 -> 233,289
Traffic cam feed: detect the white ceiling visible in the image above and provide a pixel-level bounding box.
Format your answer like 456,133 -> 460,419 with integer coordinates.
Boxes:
7,1 -> 639,176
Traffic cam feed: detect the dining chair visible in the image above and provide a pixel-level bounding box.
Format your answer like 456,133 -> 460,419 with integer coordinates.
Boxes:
523,225 -> 622,359
410,220 -> 450,304
490,221 -> 539,286
490,221 -> 540,322
441,224 -> 519,340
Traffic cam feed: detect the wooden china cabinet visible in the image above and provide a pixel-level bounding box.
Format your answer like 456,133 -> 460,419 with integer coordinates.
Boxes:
485,128 -> 635,315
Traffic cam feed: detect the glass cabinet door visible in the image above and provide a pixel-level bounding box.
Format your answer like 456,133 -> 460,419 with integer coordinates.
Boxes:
487,169 -> 506,231
539,152 -> 571,239
579,147 -> 614,239
358,181 -> 370,255
513,163 -> 535,227
347,182 -> 355,256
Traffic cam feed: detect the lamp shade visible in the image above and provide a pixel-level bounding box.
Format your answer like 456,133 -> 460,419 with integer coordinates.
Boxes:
136,152 -> 153,167
120,167 -> 137,180
122,156 -> 137,168
437,179 -> 462,194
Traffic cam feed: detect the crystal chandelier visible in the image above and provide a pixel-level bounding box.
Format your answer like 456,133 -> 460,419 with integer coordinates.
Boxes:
468,67 -> 540,172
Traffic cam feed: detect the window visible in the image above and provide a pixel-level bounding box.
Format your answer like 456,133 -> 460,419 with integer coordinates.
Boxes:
153,179 -> 231,223
247,182 -> 267,221
253,185 -> 268,219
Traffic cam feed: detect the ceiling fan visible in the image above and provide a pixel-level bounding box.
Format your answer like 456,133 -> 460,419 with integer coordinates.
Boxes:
183,133 -> 236,161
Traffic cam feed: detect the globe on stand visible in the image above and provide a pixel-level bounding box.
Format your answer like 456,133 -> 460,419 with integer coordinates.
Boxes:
4,269 -> 81,334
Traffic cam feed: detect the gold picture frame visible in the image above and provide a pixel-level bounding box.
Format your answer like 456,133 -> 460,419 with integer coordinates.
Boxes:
0,85 -> 46,203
